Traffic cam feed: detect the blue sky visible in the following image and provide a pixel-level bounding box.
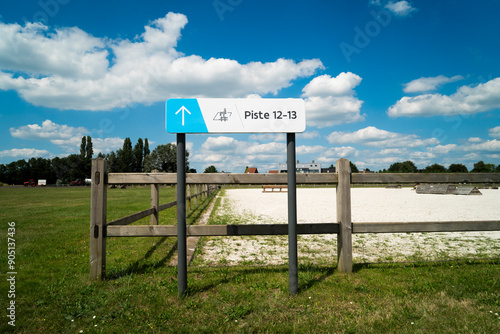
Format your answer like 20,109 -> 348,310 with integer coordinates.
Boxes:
0,0 -> 499,173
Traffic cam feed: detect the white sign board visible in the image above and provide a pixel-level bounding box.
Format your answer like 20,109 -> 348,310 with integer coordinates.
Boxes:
166,98 -> 305,133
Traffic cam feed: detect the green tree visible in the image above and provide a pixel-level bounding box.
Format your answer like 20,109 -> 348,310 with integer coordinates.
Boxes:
471,161 -> 494,173
133,138 -> 144,172
448,163 -> 468,173
144,138 -> 150,157
388,160 -> 418,173
423,163 -> 446,173
106,151 -> 119,173
143,143 -> 190,172
85,136 -> 93,160
80,136 -> 86,158
117,138 -> 134,172
204,165 -> 218,173
350,161 -> 359,173
0,164 -> 6,183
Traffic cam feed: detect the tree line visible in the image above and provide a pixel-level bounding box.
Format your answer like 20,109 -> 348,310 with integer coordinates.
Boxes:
1,137 -> 499,185
0,136 -> 193,185
379,160 -> 500,173
100,137 -> 193,174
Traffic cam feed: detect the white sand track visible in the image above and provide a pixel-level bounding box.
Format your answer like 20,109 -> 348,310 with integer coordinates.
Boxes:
197,188 -> 500,265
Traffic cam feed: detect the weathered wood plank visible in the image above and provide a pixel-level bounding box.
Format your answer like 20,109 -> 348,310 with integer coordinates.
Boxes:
336,158 -> 353,273
151,184 -> 159,225
106,223 -> 339,237
107,207 -> 156,226
352,173 -> 500,184
158,201 -> 177,212
353,221 -> 500,233
90,158 -> 107,280
105,220 -> 500,237
108,173 -> 338,185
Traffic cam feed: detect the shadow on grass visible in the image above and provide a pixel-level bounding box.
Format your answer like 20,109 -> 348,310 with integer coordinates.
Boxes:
106,193 -> 218,280
185,264 -> 339,295
107,237 -> 177,280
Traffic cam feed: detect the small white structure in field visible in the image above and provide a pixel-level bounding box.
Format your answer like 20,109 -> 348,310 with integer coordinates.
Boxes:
85,178 -> 92,185
38,179 -> 47,186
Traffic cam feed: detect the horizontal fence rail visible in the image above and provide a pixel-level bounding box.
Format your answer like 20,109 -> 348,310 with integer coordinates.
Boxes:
91,157 -> 500,283
107,172 -> 500,185
108,172 -> 338,185
105,221 -> 500,237
106,223 -> 340,237
352,173 -> 500,184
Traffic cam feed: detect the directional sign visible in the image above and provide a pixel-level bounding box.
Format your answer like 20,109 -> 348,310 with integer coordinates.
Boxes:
166,98 -> 305,133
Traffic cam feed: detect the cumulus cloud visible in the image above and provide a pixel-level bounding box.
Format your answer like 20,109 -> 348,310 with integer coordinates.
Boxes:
302,72 -> 365,128
460,139 -> 500,152
489,126 -> 500,139
9,119 -> 124,155
388,77 -> 500,117
0,148 -> 51,158
10,120 -> 87,140
0,13 -> 324,111
403,75 -> 464,93
318,146 -> 358,161
192,135 -> 331,172
385,1 -> 417,17
326,126 -> 439,148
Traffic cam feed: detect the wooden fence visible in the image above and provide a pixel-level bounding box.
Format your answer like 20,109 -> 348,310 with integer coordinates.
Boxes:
90,157 -> 500,280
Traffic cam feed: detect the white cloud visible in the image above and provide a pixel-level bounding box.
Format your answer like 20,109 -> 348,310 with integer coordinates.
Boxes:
302,73 -> 362,97
298,131 -> 320,140
460,139 -> 500,152
200,136 -> 240,152
0,14 -> 324,111
296,145 -> 326,155
403,75 -> 464,93
489,126 -> 500,139
302,72 -> 365,128
467,137 -> 483,143
0,22 -> 108,79
92,137 -> 125,155
318,146 -> 358,160
385,1 -> 416,17
0,148 -> 51,158
428,144 -> 457,154
192,136 -> 290,172
10,120 -> 87,140
326,126 -> 439,148
9,119 -> 124,155
248,133 -> 285,142
388,77 -> 500,117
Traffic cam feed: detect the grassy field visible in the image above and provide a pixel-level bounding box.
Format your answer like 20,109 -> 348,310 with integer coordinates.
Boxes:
0,186 -> 499,333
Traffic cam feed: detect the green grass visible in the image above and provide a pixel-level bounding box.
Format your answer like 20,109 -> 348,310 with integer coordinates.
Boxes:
1,187 -> 499,333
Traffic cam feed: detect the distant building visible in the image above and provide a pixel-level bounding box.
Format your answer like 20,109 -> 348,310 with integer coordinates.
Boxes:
268,170 -> 279,174
245,167 -> 259,173
278,160 -> 322,173
321,166 -> 335,173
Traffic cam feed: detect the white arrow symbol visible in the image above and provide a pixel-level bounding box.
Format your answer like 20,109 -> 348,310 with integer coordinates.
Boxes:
175,106 -> 191,126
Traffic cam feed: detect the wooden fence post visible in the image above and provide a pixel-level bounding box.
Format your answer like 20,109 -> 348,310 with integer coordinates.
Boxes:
336,158 -> 353,273
193,184 -> 198,206
187,184 -> 191,211
151,183 -> 159,225
90,158 -> 107,280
